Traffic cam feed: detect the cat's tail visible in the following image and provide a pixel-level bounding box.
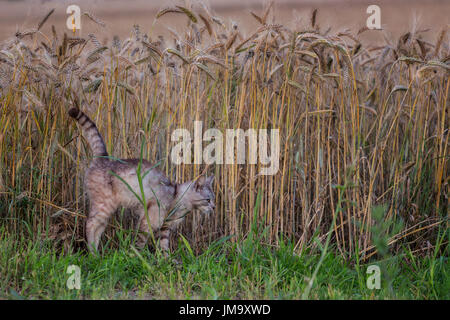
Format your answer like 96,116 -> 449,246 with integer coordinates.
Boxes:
68,108 -> 108,157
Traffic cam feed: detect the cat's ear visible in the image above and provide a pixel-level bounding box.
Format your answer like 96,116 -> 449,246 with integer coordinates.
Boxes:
195,175 -> 206,191
194,175 -> 214,190
205,175 -> 215,187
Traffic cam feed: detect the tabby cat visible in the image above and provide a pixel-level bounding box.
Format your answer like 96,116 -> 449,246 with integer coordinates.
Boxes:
68,107 -> 215,253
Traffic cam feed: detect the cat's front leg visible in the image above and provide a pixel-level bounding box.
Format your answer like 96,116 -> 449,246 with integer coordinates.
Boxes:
136,203 -> 158,249
158,226 -> 171,253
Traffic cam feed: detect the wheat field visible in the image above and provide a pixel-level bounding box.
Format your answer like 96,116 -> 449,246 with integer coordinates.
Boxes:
0,1 -> 448,262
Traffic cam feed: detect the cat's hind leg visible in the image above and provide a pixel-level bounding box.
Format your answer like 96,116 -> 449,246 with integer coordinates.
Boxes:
86,203 -> 115,254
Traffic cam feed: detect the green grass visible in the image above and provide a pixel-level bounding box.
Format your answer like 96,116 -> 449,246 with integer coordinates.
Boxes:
0,226 -> 448,300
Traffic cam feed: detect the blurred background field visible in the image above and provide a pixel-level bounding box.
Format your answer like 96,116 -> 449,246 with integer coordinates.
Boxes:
1,0 -> 449,43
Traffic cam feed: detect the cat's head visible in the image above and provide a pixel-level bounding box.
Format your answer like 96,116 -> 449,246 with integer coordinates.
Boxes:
177,175 -> 215,215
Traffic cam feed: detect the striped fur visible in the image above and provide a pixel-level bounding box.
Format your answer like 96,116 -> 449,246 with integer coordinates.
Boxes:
68,108 -> 216,254
68,108 -> 108,157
